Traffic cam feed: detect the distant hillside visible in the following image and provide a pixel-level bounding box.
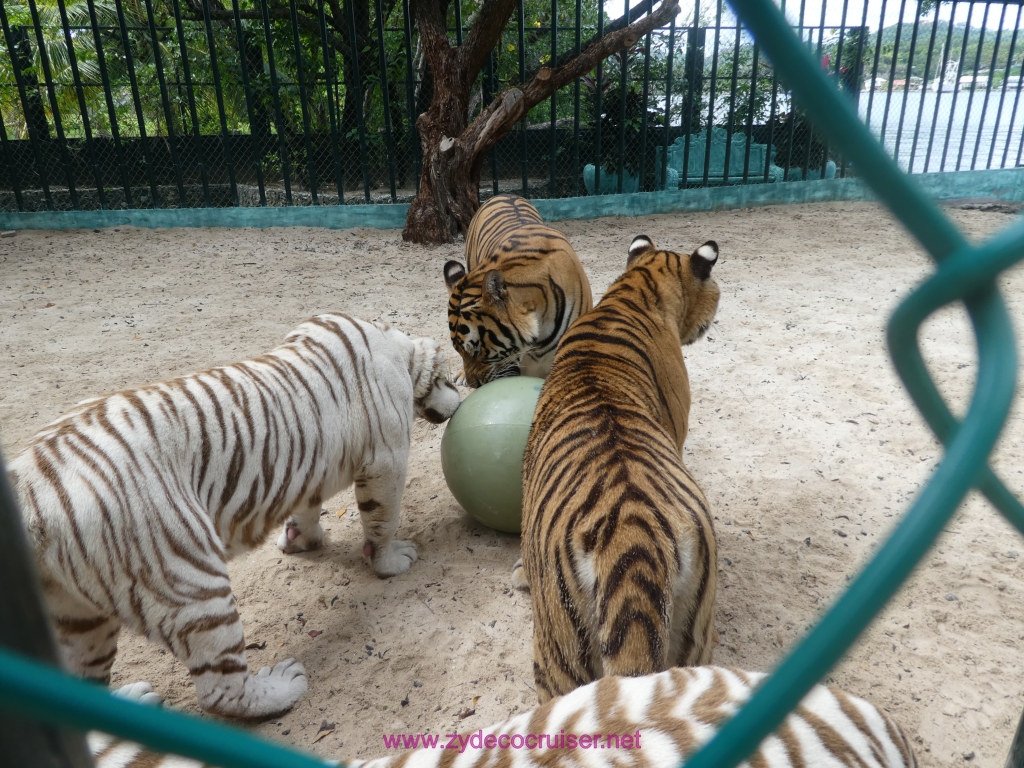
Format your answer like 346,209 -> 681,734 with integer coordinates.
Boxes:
870,20 -> 1018,78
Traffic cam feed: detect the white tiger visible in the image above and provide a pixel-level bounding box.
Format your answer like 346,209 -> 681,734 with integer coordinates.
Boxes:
89,666 -> 916,767
7,313 -> 461,719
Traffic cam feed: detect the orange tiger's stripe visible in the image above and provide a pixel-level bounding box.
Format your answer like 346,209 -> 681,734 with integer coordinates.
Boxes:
465,194 -> 544,266
521,236 -> 721,703
443,194 -> 593,387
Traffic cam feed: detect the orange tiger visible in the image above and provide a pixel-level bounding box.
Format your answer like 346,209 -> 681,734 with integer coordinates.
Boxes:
443,194 -> 593,386
518,235 -> 721,702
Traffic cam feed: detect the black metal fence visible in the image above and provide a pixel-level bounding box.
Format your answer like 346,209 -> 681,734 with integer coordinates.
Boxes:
0,0 -> 1021,213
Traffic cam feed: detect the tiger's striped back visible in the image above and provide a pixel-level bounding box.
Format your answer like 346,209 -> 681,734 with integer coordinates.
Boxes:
519,236 -> 721,702
9,314 -> 461,719
443,194 -> 593,387
88,667 -> 916,768
463,193 -> 544,266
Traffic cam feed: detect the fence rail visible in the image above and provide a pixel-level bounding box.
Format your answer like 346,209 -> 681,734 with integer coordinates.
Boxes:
0,0 -> 1021,213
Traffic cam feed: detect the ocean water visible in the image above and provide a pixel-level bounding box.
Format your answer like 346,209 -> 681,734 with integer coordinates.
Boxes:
857,87 -> 1024,173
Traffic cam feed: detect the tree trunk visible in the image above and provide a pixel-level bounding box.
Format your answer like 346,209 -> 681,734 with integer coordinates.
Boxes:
403,0 -> 522,242
339,0 -> 376,189
403,90 -> 477,243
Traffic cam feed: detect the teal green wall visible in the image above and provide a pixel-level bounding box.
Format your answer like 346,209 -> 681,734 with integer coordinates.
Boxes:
1,168 -> 1020,233
536,168 -> 1024,221
0,203 -> 411,232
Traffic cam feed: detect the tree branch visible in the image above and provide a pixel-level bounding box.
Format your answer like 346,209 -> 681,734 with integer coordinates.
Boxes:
533,0 -> 677,93
459,0 -> 519,84
467,0 -> 680,152
415,0 -> 455,73
523,0 -> 659,82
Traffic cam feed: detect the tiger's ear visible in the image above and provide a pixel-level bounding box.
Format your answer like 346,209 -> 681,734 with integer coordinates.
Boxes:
444,261 -> 466,293
484,269 -> 508,307
627,235 -> 655,267
690,241 -> 719,281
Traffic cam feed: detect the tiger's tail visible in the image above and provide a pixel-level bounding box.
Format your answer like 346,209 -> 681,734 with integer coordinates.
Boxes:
591,525 -> 677,681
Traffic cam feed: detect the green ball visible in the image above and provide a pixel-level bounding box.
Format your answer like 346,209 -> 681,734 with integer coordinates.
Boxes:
441,376 -> 544,534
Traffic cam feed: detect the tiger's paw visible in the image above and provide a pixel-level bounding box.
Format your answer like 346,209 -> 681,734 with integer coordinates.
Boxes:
112,681 -> 164,707
365,539 -> 417,577
511,557 -> 531,591
276,516 -> 325,554
209,658 -> 308,719
252,658 -> 308,711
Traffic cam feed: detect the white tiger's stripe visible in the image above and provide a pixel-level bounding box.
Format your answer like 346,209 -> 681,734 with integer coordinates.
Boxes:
11,314 -> 461,719
89,667 -> 915,768
89,732 -> 205,768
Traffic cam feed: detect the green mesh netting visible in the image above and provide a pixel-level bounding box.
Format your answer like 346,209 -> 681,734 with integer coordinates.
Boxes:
2,0 -> 1023,766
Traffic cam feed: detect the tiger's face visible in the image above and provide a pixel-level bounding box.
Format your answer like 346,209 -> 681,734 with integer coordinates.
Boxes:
410,337 -> 462,423
443,260 -> 540,387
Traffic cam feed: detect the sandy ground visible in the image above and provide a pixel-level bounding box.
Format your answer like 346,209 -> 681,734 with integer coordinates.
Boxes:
2,200 -> 1024,767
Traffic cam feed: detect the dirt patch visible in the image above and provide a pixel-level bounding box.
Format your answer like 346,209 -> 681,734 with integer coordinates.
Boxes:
1,201 -> 1022,767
